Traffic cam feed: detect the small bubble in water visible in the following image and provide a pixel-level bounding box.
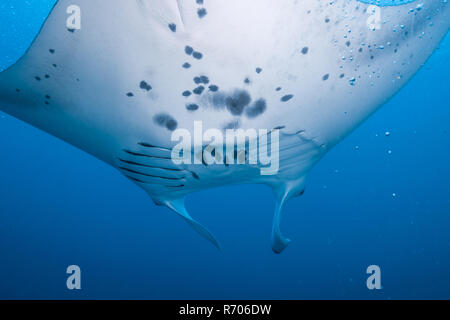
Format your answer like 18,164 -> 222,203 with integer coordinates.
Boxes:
385,131 -> 391,136
387,150 -> 392,155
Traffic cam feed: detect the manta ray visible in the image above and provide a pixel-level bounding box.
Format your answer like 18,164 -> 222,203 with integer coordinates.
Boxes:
0,0 -> 448,253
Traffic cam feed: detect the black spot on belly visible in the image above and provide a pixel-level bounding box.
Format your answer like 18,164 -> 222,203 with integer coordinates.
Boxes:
325,18 -> 330,23
194,76 -> 208,85
35,76 -> 41,81
276,87 -> 282,91
209,85 -> 219,92
301,47 -> 309,55
154,113 -> 178,131
52,64 -> 57,68
182,90 -> 192,97
127,92 -> 134,97
49,49 -> 55,54
225,90 -> 251,116
182,62 -> 191,69
15,88 -> 20,93
45,95 -> 51,99
166,119 -> 178,131
193,86 -> 205,95
197,8 -> 207,19
186,103 -> 199,111
45,74 -> 50,79
245,99 -> 267,118
192,51 -> 203,60
322,74 -> 329,81
168,23 -> 176,32
185,46 -> 194,55
281,94 -> 294,102
196,0 -> 204,4
340,73 -> 345,78
346,41 -> 351,47
140,81 -> 152,91
256,67 -> 262,74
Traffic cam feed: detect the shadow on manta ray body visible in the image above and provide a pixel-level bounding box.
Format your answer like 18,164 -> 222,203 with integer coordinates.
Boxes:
0,0 -> 448,253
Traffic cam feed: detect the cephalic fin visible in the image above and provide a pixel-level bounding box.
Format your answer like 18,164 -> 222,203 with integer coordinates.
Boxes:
164,198 -> 221,251
270,177 -> 307,254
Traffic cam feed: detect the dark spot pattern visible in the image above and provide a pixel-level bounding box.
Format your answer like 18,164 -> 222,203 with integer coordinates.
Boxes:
168,23 -> 176,32
49,49 -> 55,54
154,113 -> 178,131
193,86 -> 205,95
322,74 -> 330,81
186,104 -> 199,111
192,51 -> 203,60
185,46 -> 194,55
166,119 -> 178,131
197,8 -> 207,19
194,76 -> 209,85
182,62 -> 191,69
209,85 -> 219,92
256,67 -> 262,74
35,76 -> 41,81
225,90 -> 251,116
281,94 -> 294,102
126,92 -> 134,97
301,47 -> 309,55
182,90 -> 192,97
45,74 -> 50,79
140,81 -> 152,91
245,99 -> 267,118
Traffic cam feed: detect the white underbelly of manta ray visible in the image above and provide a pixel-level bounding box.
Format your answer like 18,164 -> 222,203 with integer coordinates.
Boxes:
0,0 -> 448,253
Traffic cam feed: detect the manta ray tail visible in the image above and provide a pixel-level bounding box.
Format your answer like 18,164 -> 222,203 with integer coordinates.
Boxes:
271,178 -> 307,254
164,198 -> 221,251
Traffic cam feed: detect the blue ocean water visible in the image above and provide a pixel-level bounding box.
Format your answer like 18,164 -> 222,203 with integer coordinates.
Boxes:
0,1 -> 448,299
